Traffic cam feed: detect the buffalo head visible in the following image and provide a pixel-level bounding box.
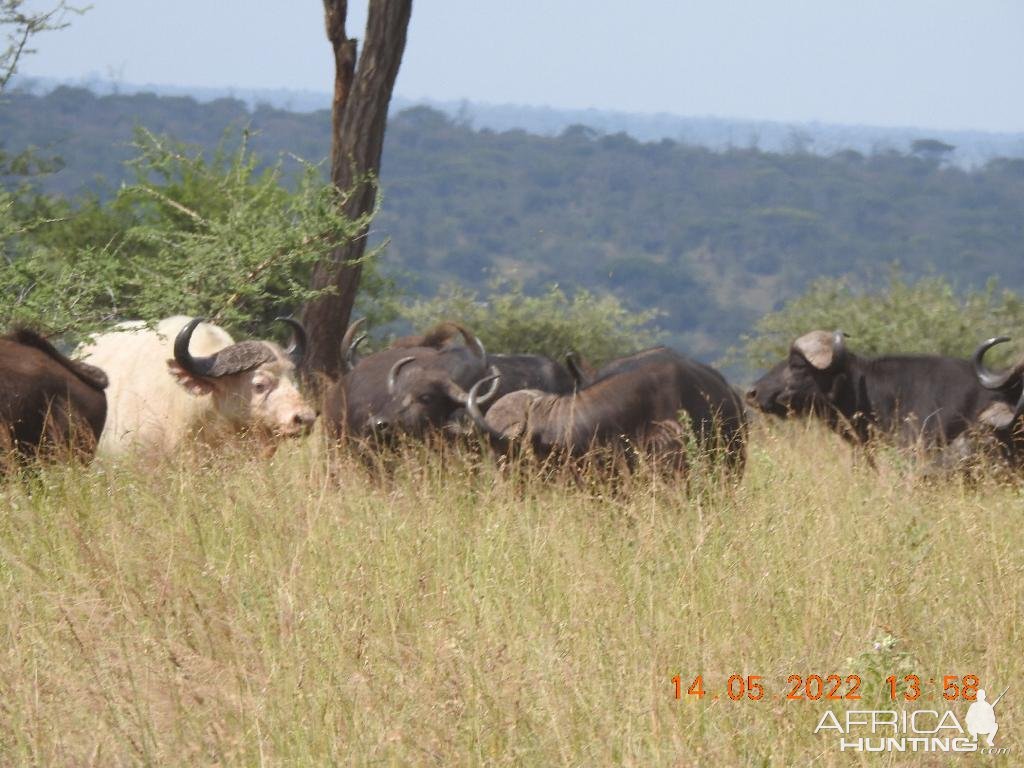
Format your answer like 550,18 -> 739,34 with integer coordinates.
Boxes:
168,317 -> 316,438
747,330 -> 848,417
973,336 -> 1024,432
369,327 -> 500,437
342,323 -> 499,439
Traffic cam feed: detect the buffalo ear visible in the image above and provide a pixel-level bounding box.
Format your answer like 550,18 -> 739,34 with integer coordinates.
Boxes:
792,330 -> 838,371
167,359 -> 217,397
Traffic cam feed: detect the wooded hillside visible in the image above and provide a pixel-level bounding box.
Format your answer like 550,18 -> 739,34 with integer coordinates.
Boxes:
4,86 -> 1024,357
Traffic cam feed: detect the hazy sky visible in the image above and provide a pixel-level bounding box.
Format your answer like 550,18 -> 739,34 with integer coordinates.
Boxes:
19,0 -> 1024,132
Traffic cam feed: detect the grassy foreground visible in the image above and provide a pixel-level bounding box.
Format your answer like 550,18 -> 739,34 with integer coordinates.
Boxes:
0,421 -> 1021,766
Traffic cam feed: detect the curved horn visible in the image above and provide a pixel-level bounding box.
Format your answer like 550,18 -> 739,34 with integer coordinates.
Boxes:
832,330 -> 848,367
346,334 -> 366,372
476,365 -> 502,405
174,318 -> 275,379
466,374 -> 508,444
387,356 -> 415,394
446,365 -> 502,406
974,336 -> 1016,390
174,317 -> 216,377
275,316 -> 307,368
340,317 -> 367,373
454,324 -> 486,359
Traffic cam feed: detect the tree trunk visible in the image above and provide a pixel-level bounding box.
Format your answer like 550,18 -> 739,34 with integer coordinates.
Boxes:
302,0 -> 412,381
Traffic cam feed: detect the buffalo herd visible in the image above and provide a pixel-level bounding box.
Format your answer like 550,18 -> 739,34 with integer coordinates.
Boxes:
2,315 -> 1024,477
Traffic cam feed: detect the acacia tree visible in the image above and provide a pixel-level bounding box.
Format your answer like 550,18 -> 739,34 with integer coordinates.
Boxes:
1,1 -> 82,92
302,0 -> 412,380
1,1 -> 83,264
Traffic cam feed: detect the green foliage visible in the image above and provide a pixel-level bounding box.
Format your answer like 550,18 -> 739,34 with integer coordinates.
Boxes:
1,128 -> 393,337
845,632 -> 920,710
400,281 -> 661,365
0,188 -> 17,246
1,1 -> 81,210
5,91 -> 1024,360
734,271 -> 1024,371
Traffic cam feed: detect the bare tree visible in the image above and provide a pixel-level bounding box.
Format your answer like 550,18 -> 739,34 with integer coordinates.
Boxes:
302,0 -> 412,380
1,1 -> 84,93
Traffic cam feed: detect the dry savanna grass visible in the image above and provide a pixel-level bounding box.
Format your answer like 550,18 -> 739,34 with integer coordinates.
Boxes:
0,419 -> 1021,766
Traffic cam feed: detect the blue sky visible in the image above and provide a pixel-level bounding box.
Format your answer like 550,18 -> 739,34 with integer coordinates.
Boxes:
19,0 -> 1024,132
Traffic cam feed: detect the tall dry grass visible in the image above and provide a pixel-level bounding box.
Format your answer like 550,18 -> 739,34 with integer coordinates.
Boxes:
0,421 -> 1020,766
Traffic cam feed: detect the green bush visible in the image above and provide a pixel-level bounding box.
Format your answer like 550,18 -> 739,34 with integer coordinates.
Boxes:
400,281 -> 662,366
733,271 -> 1024,372
1,127 -> 395,338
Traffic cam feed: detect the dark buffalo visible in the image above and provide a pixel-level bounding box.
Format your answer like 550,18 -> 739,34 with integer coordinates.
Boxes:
0,328 -> 108,462
482,353 -> 578,399
331,322 -> 498,440
322,318 -> 471,440
466,346 -> 747,474
322,318 -> 369,441
324,320 -> 580,441
973,336 -> 1024,446
747,330 -> 1020,451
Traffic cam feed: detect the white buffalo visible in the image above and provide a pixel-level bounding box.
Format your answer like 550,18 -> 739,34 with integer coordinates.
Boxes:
79,315 -> 317,457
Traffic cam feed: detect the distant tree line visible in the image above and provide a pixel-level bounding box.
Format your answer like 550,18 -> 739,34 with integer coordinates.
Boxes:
3,87 -> 1024,372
